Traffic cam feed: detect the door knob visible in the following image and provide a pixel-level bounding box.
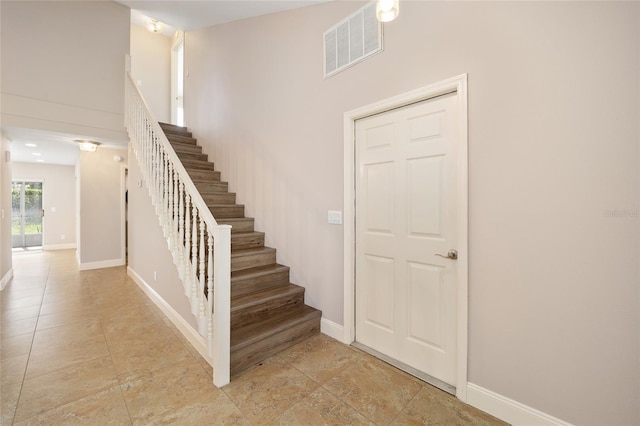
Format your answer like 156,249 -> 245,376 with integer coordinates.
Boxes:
435,249 -> 458,260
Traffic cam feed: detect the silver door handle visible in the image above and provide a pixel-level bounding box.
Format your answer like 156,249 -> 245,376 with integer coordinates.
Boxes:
435,249 -> 458,260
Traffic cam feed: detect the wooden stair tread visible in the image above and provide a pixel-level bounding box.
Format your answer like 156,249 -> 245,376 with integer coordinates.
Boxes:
231,263 -> 289,281
207,203 -> 244,209
171,144 -> 202,154
230,305 -> 320,350
182,159 -> 215,169
231,283 -> 303,311
216,217 -> 255,233
159,122 -> 188,131
231,231 -> 264,239
195,182 -> 229,192
159,123 -> 192,137
170,140 -> 199,150
231,246 -> 275,257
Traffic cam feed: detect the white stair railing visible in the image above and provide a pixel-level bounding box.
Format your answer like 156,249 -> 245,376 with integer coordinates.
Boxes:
125,72 -> 231,387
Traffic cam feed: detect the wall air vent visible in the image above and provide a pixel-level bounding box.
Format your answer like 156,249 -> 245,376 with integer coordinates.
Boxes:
324,1 -> 382,78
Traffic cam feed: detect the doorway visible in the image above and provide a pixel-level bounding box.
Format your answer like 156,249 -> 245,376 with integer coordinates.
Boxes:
343,75 -> 469,400
11,180 -> 44,249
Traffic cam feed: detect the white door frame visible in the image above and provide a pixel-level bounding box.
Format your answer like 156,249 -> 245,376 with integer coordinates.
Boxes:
342,74 -> 469,401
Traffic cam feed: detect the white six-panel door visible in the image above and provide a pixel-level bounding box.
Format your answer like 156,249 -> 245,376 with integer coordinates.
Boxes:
355,93 -> 459,386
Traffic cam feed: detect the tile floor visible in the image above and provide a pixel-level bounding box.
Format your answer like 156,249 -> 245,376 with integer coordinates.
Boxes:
1,250 -> 506,425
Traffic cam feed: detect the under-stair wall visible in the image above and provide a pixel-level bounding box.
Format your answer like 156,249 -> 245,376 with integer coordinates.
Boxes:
126,146 -> 200,332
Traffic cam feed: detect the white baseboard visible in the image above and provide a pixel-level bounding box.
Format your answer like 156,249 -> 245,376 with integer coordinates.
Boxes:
127,266 -> 210,364
78,258 -> 125,271
43,243 -> 77,251
467,383 -> 573,426
321,318 -> 345,342
0,268 -> 14,291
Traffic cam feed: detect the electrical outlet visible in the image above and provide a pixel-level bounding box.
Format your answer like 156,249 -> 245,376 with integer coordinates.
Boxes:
328,210 -> 343,225
154,271 -> 157,281
61,234 -> 66,240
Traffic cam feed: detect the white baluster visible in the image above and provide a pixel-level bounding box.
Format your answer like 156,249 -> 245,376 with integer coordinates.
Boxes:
178,181 -> 185,281
173,166 -> 179,255
199,217 -> 206,336
207,231 -> 214,357
191,205 -> 199,315
184,193 -> 192,297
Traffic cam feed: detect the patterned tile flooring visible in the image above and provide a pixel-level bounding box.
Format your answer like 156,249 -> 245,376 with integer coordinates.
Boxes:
1,250 -> 506,425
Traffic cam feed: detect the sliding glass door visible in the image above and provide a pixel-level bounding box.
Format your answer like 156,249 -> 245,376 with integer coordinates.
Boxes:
12,181 -> 43,248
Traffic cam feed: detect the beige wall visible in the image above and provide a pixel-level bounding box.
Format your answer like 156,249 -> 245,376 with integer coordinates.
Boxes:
126,146 -> 198,329
130,24 -> 171,124
0,133 -> 13,288
184,2 -> 639,424
0,1 -> 130,142
12,162 -> 76,249
77,148 -> 127,268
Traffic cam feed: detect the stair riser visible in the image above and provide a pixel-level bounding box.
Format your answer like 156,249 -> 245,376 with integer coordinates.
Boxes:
231,251 -> 276,272
160,123 -> 189,131
230,317 -> 320,375
189,170 -> 221,181
167,135 -> 197,145
184,161 -> 216,171
231,292 -> 305,330
231,268 -> 289,298
177,152 -> 208,162
209,205 -> 244,218
202,193 -> 236,204
231,233 -> 264,250
217,218 -> 254,232
161,127 -> 193,138
171,143 -> 203,155
196,182 -> 229,193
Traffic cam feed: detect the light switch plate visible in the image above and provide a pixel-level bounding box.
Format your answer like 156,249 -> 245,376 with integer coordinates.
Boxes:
328,210 -> 343,225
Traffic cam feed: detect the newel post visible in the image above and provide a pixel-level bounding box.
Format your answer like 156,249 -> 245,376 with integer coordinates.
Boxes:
212,224 -> 231,387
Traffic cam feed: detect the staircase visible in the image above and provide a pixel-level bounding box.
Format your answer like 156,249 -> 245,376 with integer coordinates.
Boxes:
159,122 -> 321,375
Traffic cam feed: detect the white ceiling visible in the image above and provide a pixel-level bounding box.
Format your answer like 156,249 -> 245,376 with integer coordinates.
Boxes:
7,0 -> 329,167
117,1 -> 329,32
5,127 -> 130,166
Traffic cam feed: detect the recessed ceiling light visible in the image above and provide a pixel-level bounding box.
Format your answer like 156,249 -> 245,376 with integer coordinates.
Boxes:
32,152 -> 41,156
36,159 -> 44,162
25,143 -> 37,147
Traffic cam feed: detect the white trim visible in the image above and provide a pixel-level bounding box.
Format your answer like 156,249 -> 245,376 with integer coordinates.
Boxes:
320,318 -> 345,341
43,243 -> 77,251
127,266 -> 210,364
343,74 -> 469,400
467,383 -> 573,426
0,268 -> 14,291
78,258 -> 124,271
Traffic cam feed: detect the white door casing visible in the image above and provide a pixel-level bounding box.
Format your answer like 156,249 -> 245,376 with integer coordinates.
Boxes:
343,74 -> 468,401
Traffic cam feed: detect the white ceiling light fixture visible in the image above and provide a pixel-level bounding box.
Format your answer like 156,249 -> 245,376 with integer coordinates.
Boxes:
25,143 -> 37,147
75,140 -> 100,152
376,0 -> 399,22
148,19 -> 163,33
